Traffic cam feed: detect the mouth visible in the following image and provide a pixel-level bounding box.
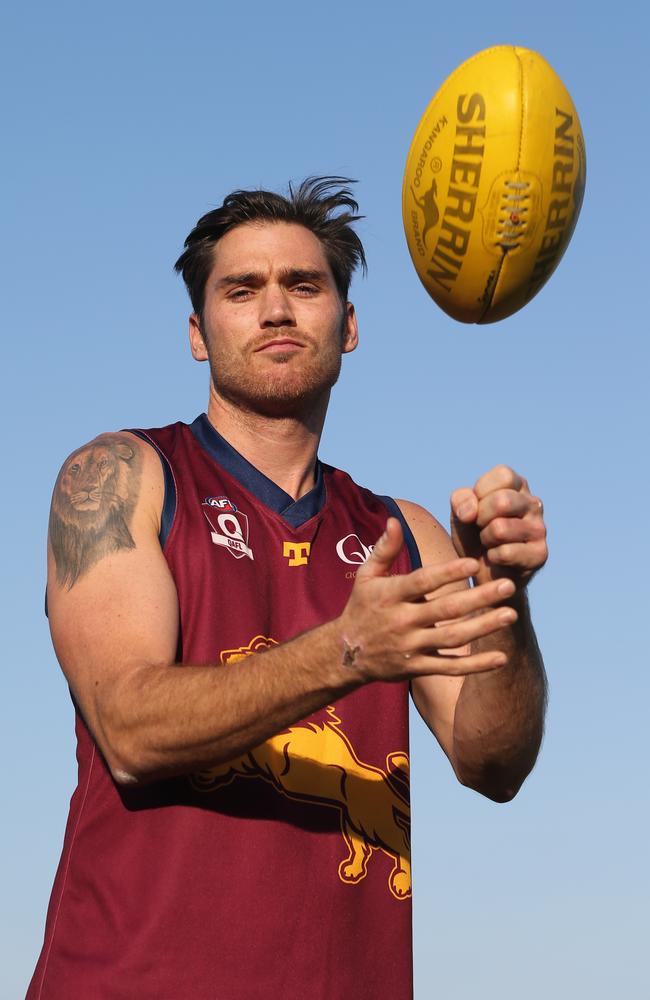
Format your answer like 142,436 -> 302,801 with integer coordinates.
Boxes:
254,338 -> 305,353
71,495 -> 101,511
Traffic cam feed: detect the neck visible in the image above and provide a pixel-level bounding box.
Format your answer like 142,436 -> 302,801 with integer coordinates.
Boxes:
205,386 -> 329,500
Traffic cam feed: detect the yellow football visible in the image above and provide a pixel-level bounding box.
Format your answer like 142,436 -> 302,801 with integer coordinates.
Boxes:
402,45 -> 586,324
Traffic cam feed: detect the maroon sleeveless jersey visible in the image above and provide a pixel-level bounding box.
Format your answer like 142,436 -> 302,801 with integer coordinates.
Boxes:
29,416 -> 421,1000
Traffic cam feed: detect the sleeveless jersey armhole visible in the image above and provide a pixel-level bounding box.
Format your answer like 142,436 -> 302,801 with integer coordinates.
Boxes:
378,496 -> 422,570
127,429 -> 177,548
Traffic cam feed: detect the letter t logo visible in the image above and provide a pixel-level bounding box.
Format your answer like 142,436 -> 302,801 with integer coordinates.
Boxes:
283,541 -> 311,567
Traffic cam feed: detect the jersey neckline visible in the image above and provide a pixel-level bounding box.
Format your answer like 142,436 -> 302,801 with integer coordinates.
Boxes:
189,414 -> 326,529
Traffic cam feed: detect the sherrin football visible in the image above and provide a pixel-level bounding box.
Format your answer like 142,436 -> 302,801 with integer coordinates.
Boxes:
402,45 -> 586,324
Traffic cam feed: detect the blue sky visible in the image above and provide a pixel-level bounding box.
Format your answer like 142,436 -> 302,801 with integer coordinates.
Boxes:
2,2 -> 648,996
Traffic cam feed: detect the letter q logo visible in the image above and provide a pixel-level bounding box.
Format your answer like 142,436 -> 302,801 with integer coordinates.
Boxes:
336,534 -> 374,565
217,513 -> 242,540
203,506 -> 254,561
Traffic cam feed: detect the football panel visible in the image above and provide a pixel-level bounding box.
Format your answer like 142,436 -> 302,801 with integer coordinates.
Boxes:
483,48 -> 586,321
403,46 -> 525,323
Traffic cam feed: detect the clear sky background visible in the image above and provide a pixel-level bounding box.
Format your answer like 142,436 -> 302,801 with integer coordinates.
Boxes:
2,2 -> 648,997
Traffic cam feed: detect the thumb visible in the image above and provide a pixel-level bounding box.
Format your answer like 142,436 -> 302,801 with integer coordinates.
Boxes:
450,488 -> 481,559
357,517 -> 404,579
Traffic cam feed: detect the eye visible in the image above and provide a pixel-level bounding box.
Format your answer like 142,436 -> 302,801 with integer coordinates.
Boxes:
294,283 -> 319,296
69,463 -> 81,476
228,287 -> 254,300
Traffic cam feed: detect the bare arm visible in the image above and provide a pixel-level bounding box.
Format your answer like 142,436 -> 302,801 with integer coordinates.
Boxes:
48,435 -> 524,786
452,588 -> 546,801
47,433 -> 358,782
402,470 -> 547,803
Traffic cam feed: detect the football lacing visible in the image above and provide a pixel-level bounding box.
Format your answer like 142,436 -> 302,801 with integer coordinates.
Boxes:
496,180 -> 532,249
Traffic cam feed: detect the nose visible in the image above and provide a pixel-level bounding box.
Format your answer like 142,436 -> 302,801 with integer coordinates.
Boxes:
258,283 -> 296,328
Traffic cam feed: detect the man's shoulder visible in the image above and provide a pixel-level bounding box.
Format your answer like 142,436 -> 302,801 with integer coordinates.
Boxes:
51,425 -> 171,521
48,428 -> 167,592
53,429 -> 153,483
395,499 -> 454,565
394,499 -> 446,535
53,416 -> 191,469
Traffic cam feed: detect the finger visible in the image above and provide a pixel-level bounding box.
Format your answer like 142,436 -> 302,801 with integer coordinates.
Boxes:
450,487 -> 478,524
485,539 -> 548,570
473,465 -> 524,500
450,491 -> 483,562
407,649 -> 508,676
412,605 -> 517,651
479,512 -> 546,549
475,489 -> 533,528
409,577 -> 515,627
395,557 -> 480,602
356,518 -> 403,579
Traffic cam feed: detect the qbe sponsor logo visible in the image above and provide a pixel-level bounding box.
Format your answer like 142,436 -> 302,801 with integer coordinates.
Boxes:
336,534 -> 374,566
202,499 -> 253,561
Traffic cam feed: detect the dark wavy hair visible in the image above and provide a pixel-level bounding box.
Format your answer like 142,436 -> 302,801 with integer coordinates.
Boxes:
174,176 -> 367,318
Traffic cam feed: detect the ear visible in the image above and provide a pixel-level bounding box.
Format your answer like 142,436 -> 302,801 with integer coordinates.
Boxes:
189,314 -> 209,362
115,443 -> 135,462
341,302 -> 359,355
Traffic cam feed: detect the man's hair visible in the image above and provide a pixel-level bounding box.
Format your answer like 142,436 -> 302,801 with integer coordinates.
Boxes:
174,176 -> 367,317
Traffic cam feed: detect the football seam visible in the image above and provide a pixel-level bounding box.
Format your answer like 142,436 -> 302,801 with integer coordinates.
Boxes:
477,47 -> 525,325
514,46 -> 525,172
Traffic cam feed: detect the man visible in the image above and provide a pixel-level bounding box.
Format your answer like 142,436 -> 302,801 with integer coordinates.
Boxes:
29,177 -> 547,999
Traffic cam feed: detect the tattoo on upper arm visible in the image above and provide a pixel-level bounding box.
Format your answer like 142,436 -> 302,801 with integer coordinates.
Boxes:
49,434 -> 143,589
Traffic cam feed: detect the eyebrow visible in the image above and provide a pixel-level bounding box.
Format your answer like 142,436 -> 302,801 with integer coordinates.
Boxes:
215,267 -> 329,289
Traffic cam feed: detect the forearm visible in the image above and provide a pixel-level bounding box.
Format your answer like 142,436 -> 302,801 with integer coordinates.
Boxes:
451,590 -> 547,802
100,619 -> 360,783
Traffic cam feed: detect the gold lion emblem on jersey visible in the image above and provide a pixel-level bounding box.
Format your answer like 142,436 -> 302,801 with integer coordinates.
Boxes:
191,635 -> 411,899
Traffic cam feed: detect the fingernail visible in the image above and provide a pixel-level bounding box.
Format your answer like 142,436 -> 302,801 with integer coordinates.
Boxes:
499,609 -> 516,624
457,501 -> 473,519
497,580 -> 514,597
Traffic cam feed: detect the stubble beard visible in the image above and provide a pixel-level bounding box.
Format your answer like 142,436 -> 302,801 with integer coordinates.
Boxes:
206,329 -> 345,420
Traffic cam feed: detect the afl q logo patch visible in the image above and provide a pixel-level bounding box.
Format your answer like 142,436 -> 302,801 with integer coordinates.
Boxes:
202,499 -> 253,560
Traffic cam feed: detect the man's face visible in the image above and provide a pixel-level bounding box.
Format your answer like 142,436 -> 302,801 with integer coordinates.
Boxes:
189,221 -> 358,418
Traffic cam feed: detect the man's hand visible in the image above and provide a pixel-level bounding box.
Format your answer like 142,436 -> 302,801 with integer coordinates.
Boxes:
450,464 -> 547,588
338,517 -> 517,681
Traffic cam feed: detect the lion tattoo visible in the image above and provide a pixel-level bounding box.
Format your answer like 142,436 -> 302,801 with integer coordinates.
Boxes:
49,434 -> 142,588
